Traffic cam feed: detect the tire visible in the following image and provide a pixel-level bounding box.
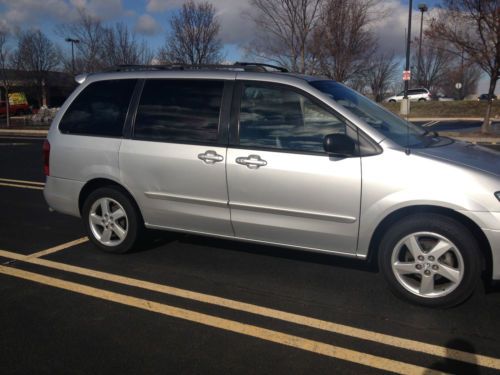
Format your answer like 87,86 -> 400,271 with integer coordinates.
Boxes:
82,186 -> 143,253
418,98 -> 426,102
389,99 -> 396,103
378,214 -> 481,308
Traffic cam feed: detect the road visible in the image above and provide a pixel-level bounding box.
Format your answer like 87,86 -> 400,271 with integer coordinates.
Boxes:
1,136 -> 500,375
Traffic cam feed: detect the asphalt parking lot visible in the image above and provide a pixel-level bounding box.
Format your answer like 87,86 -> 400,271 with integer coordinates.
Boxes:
1,136 -> 500,374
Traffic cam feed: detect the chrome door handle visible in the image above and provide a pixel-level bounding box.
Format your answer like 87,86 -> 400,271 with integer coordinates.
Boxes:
198,150 -> 224,164
235,155 -> 267,169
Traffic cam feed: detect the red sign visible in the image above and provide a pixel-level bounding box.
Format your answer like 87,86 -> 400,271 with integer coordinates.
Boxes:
403,70 -> 411,81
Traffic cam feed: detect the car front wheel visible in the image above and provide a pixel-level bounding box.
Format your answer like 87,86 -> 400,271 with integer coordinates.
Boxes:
378,214 -> 481,308
82,187 -> 142,253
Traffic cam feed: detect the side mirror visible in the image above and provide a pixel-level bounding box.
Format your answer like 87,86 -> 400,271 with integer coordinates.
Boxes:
323,133 -> 356,157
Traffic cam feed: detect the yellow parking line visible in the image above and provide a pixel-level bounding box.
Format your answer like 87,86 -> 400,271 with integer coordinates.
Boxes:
0,265 -> 443,375
26,237 -> 88,259
0,182 -> 44,190
0,247 -> 498,370
0,177 -> 45,186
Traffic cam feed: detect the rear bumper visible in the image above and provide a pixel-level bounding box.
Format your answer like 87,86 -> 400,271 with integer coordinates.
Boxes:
43,176 -> 84,218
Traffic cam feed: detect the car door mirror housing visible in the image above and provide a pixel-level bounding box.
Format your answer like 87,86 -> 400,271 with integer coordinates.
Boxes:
323,133 -> 356,157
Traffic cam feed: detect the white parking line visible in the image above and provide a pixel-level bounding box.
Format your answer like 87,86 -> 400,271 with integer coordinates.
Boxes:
0,244 -> 499,370
26,237 -> 88,259
0,178 -> 45,186
0,264 -> 442,375
0,182 -> 44,190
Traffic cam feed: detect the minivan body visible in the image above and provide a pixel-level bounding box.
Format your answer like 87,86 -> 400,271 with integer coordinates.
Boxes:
44,66 -> 500,307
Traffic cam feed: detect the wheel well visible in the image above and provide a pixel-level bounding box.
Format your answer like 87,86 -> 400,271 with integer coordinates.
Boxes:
78,178 -> 144,223
368,205 -> 492,276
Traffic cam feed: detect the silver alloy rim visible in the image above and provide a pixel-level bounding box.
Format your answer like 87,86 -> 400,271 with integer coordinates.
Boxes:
391,232 -> 464,298
89,197 -> 128,247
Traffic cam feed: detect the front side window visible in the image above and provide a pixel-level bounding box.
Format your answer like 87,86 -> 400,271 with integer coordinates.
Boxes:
134,79 -> 223,143
59,79 -> 136,137
239,84 -> 347,153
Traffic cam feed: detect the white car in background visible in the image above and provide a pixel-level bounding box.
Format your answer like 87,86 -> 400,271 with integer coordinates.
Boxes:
386,88 -> 432,102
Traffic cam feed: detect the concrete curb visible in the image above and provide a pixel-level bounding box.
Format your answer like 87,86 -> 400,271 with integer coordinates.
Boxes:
442,136 -> 499,144
409,117 -> 485,121
0,129 -> 48,136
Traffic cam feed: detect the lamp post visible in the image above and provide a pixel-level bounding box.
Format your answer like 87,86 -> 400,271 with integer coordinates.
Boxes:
403,0 -> 413,101
417,3 -> 428,86
65,38 -> 80,75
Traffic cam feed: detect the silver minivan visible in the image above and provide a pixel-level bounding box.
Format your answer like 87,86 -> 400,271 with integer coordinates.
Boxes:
43,63 -> 500,307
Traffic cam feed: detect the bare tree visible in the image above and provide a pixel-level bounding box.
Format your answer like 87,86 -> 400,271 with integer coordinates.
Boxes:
366,52 -> 399,102
439,60 -> 481,98
411,38 -> 455,93
311,0 -> 378,83
0,30 -> 12,127
57,9 -> 105,73
426,0 -> 499,133
246,0 -> 323,73
13,30 -> 61,107
101,22 -> 153,66
158,0 -> 223,64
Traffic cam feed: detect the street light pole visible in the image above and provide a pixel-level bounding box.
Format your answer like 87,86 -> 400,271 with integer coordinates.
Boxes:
65,38 -> 80,75
403,0 -> 413,100
417,3 -> 428,86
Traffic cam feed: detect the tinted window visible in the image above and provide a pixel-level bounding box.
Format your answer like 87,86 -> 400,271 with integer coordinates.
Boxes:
239,84 -> 346,153
134,79 -> 223,143
409,89 -> 427,95
59,79 -> 136,136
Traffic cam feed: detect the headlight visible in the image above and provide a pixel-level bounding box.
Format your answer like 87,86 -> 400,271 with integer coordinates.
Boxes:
495,192 -> 500,202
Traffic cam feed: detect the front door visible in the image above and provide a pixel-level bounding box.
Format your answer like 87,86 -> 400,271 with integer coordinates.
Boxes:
226,82 -> 361,254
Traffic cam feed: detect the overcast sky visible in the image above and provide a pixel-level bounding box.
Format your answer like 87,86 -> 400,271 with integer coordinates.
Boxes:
0,0 -> 495,93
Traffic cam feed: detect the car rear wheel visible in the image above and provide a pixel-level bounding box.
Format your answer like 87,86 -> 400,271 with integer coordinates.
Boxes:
378,214 -> 481,308
389,99 -> 396,103
418,98 -> 426,102
82,187 -> 142,253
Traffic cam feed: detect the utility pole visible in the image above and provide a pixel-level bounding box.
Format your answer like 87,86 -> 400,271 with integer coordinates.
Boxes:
65,38 -> 80,75
417,3 -> 428,86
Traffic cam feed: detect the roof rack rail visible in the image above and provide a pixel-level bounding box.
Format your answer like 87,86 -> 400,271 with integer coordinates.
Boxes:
233,62 -> 289,72
103,62 -> 289,73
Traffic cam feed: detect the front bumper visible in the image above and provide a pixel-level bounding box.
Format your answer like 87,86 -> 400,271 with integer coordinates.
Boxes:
460,211 -> 500,280
483,229 -> 500,280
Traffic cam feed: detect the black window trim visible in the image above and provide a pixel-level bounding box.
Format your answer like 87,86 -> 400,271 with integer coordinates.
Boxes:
58,78 -> 139,139
229,80 -> 380,157
128,78 -> 232,147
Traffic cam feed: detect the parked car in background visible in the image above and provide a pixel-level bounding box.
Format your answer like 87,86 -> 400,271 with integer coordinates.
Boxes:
478,94 -> 497,101
385,88 -> 432,103
44,63 -> 500,308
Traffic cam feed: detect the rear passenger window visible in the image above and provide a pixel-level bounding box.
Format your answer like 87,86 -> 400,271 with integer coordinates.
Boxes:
134,80 -> 223,144
59,79 -> 136,137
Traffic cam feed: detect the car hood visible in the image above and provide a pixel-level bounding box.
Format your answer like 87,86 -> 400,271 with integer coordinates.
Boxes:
414,140 -> 500,178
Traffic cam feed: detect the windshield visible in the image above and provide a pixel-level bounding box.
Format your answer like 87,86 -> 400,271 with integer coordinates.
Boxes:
310,80 -> 430,148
